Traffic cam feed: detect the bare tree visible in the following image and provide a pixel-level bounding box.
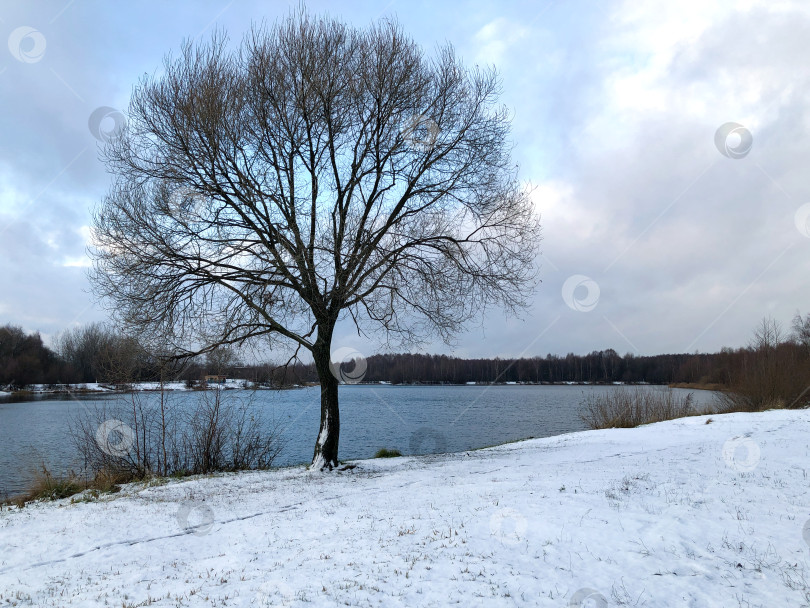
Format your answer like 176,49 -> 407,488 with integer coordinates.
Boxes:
90,10 -> 540,469
205,347 -> 238,375
791,312 -> 810,353
750,316 -> 784,351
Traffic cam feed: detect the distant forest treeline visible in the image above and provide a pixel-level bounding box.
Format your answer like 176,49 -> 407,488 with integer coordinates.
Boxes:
285,350 -> 725,385
2,315 -> 809,396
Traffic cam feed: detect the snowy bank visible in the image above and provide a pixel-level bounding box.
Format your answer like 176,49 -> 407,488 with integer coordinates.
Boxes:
1,409 -> 809,607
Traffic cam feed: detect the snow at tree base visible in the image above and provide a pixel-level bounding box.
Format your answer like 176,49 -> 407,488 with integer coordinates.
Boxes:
1,409 -> 809,607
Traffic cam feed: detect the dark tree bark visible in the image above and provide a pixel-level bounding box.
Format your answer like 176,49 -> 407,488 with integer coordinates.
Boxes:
312,331 -> 340,469
89,9 -> 541,469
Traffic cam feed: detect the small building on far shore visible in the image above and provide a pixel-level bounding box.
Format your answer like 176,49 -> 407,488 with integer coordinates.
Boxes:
204,375 -> 227,385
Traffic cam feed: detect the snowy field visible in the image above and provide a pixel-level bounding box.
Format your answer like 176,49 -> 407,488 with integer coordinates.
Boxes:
1,409 -> 809,607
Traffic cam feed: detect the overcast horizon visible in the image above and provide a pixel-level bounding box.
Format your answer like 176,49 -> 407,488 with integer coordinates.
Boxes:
2,0 -> 810,360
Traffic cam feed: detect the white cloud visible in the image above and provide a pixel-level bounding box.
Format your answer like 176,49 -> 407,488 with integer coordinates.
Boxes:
62,256 -> 91,268
473,17 -> 530,67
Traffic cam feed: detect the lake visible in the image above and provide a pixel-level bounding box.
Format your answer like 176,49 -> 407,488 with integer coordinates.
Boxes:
0,385 -> 716,497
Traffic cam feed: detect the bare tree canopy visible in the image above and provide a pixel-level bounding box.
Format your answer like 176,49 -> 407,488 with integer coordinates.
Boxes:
90,9 -> 541,469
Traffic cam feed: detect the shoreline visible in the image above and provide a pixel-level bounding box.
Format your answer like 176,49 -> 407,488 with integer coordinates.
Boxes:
0,380 -> 692,399
0,381 -> 312,399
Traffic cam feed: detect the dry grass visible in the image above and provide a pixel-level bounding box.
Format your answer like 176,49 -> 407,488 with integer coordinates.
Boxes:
23,466 -> 85,502
713,389 -> 810,414
4,466 -> 87,507
374,448 -> 403,458
580,387 -> 700,430
2,465 -> 140,508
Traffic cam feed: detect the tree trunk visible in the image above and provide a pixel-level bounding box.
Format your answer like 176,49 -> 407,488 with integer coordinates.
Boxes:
311,328 -> 340,470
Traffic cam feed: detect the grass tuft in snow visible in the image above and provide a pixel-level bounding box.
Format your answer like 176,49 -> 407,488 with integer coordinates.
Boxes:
374,448 -> 403,458
2,464 -> 135,508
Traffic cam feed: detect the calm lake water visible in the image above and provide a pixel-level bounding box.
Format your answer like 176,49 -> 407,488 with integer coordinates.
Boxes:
0,385 -> 715,497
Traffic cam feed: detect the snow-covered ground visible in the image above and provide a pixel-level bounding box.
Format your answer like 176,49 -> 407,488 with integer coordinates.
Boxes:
1,409 -> 809,607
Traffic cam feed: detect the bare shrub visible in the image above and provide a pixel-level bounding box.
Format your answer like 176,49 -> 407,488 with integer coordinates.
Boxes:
70,389 -> 285,483
580,387 -> 699,430
182,389 -> 284,474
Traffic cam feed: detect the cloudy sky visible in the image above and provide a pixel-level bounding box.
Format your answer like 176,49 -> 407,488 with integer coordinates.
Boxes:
1,0 -> 809,360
